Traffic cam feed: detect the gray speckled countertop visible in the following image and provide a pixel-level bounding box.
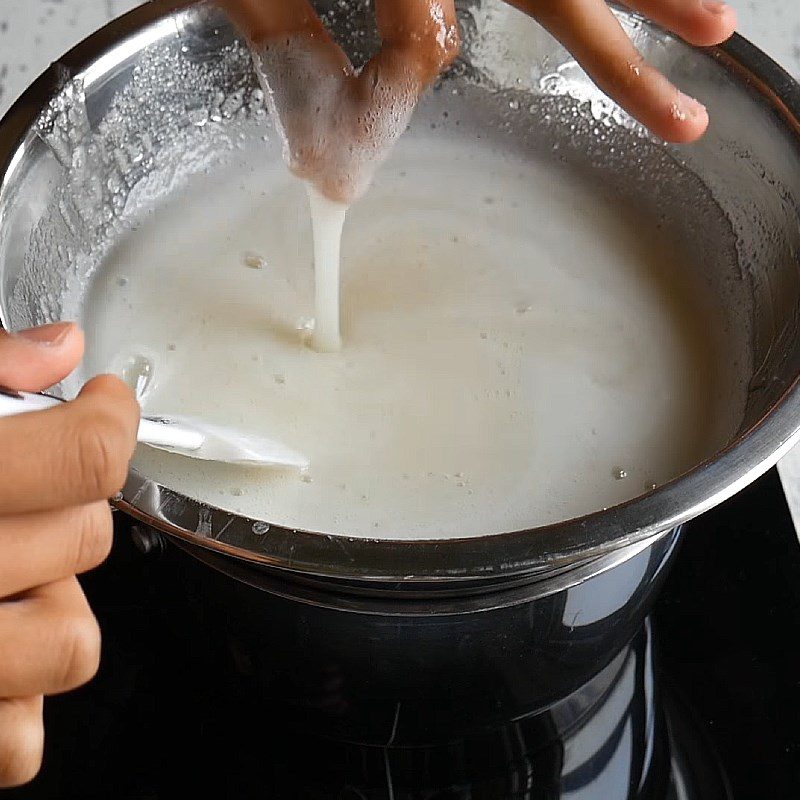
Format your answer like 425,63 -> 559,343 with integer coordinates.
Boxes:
0,1 -> 140,114
2,1 -> 800,527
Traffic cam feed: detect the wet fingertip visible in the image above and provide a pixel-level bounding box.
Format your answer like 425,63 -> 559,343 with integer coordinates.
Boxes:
672,91 -> 707,122
664,93 -> 709,143
644,90 -> 709,144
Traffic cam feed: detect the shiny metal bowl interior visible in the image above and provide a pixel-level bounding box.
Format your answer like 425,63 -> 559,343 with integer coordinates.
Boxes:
1,0 -> 800,584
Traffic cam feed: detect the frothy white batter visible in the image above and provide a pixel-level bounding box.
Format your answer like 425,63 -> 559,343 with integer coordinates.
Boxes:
79,136 -> 741,539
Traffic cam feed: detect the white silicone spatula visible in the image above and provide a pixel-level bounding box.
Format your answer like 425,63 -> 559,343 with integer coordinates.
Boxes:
0,387 -> 309,469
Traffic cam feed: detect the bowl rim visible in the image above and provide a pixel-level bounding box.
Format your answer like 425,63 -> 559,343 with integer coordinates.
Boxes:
1,0 -> 799,584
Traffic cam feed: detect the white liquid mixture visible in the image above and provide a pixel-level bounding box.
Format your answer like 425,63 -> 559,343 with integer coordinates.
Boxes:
80,136 -> 741,539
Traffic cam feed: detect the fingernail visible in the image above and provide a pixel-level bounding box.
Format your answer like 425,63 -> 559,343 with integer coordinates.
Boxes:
702,0 -> 728,14
15,321 -> 73,346
671,92 -> 707,122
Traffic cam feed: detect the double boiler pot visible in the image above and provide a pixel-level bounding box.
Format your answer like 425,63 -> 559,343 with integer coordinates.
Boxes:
1,0 -> 799,746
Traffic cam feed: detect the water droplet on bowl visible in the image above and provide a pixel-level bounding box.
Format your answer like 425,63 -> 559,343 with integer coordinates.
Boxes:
116,353 -> 154,401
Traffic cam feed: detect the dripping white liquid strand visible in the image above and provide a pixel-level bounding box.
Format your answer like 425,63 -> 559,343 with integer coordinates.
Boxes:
250,34 -> 412,355
306,185 -> 348,352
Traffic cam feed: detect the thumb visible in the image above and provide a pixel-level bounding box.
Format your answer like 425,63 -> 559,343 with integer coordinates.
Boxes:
0,323 -> 85,393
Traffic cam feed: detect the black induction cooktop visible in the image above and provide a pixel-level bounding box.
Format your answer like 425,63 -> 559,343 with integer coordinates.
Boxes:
3,468 -> 799,799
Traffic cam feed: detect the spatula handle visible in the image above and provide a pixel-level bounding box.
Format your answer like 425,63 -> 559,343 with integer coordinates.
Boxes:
0,387 -> 62,415
0,388 -> 204,452
137,417 -> 204,451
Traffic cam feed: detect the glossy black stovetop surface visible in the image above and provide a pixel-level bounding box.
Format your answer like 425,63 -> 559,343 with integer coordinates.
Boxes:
4,468 -> 800,799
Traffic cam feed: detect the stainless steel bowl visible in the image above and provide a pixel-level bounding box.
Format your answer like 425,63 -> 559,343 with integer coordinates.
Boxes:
1,0 -> 799,591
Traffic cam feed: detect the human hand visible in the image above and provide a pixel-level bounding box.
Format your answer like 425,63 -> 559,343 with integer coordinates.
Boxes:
217,0 -> 460,203
508,0 -> 736,142
217,0 -> 735,201
0,322 -> 139,787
